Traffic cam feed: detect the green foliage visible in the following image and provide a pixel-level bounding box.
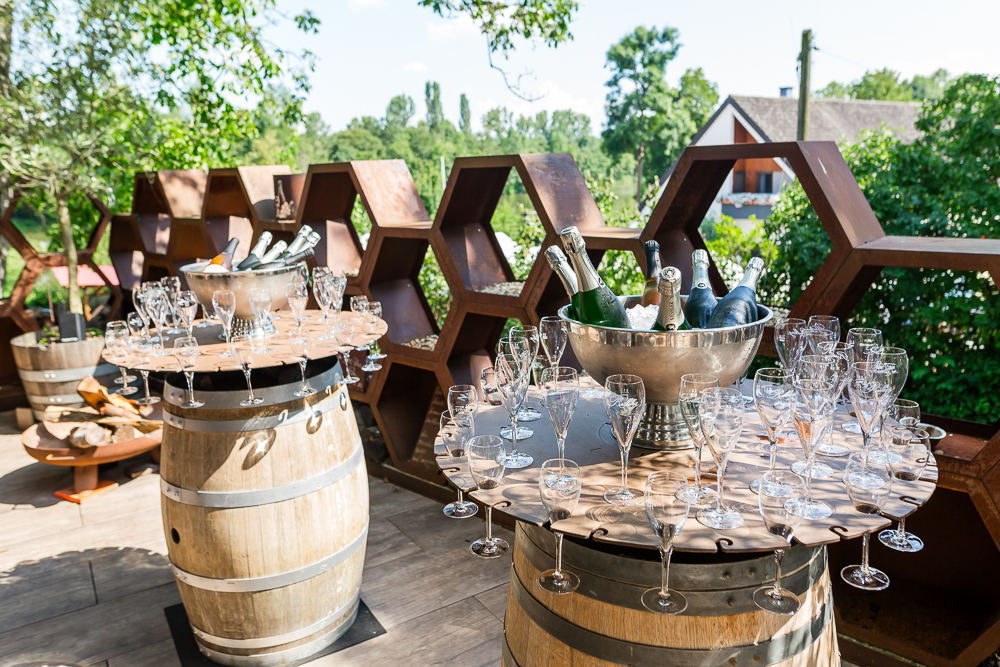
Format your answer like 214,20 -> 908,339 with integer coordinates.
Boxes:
702,216 -> 777,290
459,94 -> 472,134
589,174 -> 647,297
765,74 -> 1000,423
419,0 -> 578,54
425,82 -> 443,128
817,67 -> 953,102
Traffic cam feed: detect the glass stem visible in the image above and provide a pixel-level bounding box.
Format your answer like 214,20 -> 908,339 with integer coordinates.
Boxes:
716,456 -> 726,512
119,367 -> 128,385
861,533 -> 872,576
861,430 -> 871,461
768,436 -> 778,471
243,369 -> 255,401
185,371 -> 195,402
804,448 -> 815,502
554,533 -> 565,579
660,538 -> 674,598
339,353 -> 350,381
299,360 -> 308,390
486,506 -> 493,541
620,446 -> 629,492
692,444 -> 703,490
141,370 -> 151,398
897,517 -> 906,538
457,488 -> 463,503
772,549 -> 784,597
511,413 -> 519,455
556,435 -> 565,460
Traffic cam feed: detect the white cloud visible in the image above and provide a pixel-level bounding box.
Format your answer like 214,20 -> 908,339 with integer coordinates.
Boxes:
347,0 -> 385,8
403,61 -> 427,73
427,14 -> 479,40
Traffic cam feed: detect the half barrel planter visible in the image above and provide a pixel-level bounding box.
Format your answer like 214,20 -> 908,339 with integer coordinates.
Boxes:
505,522 -> 839,667
159,360 -> 368,666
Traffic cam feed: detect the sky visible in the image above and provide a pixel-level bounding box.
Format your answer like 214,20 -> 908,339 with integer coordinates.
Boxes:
266,0 -> 1000,135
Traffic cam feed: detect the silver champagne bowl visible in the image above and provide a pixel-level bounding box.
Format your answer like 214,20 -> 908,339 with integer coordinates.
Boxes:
181,261 -> 306,336
560,296 -> 773,450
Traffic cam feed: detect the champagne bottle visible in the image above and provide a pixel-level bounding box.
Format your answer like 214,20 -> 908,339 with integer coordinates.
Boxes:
203,238 -> 239,273
544,246 -> 581,319
651,267 -> 689,331
706,257 -> 765,328
270,246 -> 315,268
235,232 -> 273,271
559,226 -> 630,328
684,249 -> 719,329
278,225 -> 315,259
640,240 -> 662,307
239,240 -> 288,271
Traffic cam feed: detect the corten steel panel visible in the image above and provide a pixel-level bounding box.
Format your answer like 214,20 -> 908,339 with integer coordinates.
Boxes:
273,174 -> 306,221
135,213 -> 171,255
350,160 -> 430,227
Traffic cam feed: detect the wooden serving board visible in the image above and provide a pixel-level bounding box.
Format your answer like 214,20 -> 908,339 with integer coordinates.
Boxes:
101,310 -> 387,373
437,379 -> 937,554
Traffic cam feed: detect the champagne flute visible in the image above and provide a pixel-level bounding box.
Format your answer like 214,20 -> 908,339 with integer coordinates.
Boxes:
314,276 -> 334,338
753,470 -> 804,615
441,410 -> 478,519
349,296 -> 370,352
329,273 -> 347,316
750,368 -> 794,494
249,288 -> 275,352
361,310 -> 383,372
495,352 -> 533,469
816,340 -> 854,457
132,284 -> 152,338
879,426 -> 930,552
175,290 -> 199,338
842,328 -> 883,434
480,367 -> 503,406
129,334 -> 160,406
285,282 -> 308,328
468,435 -> 508,558
848,361 -> 894,461
841,454 -> 893,591
367,301 -> 387,361
808,315 -> 841,341
160,276 -> 184,334
145,288 -> 170,354
791,356 -> 836,480
105,321 -> 137,394
677,373 -> 721,505
537,458 -> 582,594
288,329 -> 316,397
774,318 -> 807,370
540,367 -> 579,461
497,337 -> 534,441
509,325 -> 542,422
786,377 -> 835,520
870,347 -> 909,463
539,316 -> 567,367
333,320 -> 360,385
172,336 -> 204,408
604,374 -> 645,506
230,334 -> 263,406
212,289 -> 236,358
447,384 -> 479,419
697,387 -> 745,529
641,471 -> 691,614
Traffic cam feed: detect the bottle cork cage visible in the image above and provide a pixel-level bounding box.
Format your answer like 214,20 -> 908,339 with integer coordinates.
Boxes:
11,146 -> 992,667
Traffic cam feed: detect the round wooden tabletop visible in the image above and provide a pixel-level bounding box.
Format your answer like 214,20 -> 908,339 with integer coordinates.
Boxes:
101,310 -> 387,374
437,378 -> 938,554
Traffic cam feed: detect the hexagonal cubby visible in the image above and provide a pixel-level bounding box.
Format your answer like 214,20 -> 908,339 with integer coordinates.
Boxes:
438,304 -> 510,391
202,165 -> 290,261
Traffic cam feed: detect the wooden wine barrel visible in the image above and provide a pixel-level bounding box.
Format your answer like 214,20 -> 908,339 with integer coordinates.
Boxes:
11,332 -> 119,420
504,522 -> 839,667
159,359 -> 368,666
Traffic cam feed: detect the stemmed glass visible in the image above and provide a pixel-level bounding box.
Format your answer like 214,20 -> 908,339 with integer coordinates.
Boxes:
808,315 -> 841,341
175,291 -> 199,338
539,316 -> 567,367
750,368 -> 794,494
774,318 -> 807,370
871,347 -> 909,461
791,355 -> 836,480
801,328 -> 836,356
349,296 -> 370,352
288,329 -> 316,397
367,301 -> 387,362
105,321 -> 137,395
537,458 -> 582,594
314,277 -> 334,339
212,290 -> 236,358
786,377 -> 835,520
328,273 -> 348,316
286,282 -> 308,328
495,352 -> 533,470
361,310 -> 383,372
468,435 -> 508,558
816,340 -> 854,457
848,361 -> 894,461
172,337 -> 204,408
842,328 -> 883,434
440,410 -> 478,519
333,321 -> 360,385
880,426 -> 930,552
540,367 -> 579,460
160,276 -> 184,334
641,471 -> 691,614
697,388 -> 745,529
677,373 -> 721,505
841,454 -> 893,591
509,325 -> 542,422
249,288 -> 274,352
480,367 -> 503,406
498,337 -> 534,441
145,288 -> 170,354
129,334 -> 160,405
753,470 -> 804,615
448,385 -> 478,419
230,335 -> 264,406
604,374 -> 645,506
132,284 -> 152,339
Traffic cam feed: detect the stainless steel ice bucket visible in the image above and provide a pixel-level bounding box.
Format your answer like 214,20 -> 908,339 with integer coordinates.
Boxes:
560,296 -> 772,450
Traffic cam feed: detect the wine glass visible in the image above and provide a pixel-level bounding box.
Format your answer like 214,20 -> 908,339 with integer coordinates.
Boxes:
480,367 -> 503,406
105,321 -> 137,394
495,352 -> 533,470
509,325 -> 542,422
816,340 -> 854,457
172,337 -> 204,408
349,296 -> 370,351
212,289 -> 236,358
249,288 -> 274,352
361,310 -> 383,372
841,454 -> 893,591
129,334 -> 160,406
175,290 -> 199,338
808,315 -> 841,341
785,377 -> 835,520
879,426 -> 930,553
871,347 -> 909,462
753,470 -> 804,615
677,373 -> 721,505
604,374 -> 645,506
842,328 -> 883,434
230,334 -> 264,407
886,399 -> 920,428
790,357 -> 836,480
440,410 -> 478,519
697,388 -> 745,529
539,316 -> 567,367
848,362 -> 894,460
801,326 -> 836,356
329,273 -> 347,316
333,320 -> 360,385
774,318 -> 807,370
286,282 -> 308,328
314,276 -> 334,338
750,368 -> 794,494
467,435 -> 508,558
145,288 -> 170,355
288,329 -> 315,397
641,471 -> 691,614
367,301 -> 387,362
132,284 -> 151,338
496,337 -> 534,441
448,385 -> 479,420
160,276 -> 184,334
540,367 -> 579,461
537,458 -> 582,594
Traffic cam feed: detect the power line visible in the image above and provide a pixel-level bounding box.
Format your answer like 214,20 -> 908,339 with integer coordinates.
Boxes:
813,46 -> 869,72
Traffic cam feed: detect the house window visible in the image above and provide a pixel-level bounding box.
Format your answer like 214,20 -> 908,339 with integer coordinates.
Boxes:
756,172 -> 773,193
733,171 -> 746,193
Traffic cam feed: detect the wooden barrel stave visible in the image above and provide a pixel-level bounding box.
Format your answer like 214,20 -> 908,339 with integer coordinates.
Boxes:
11,332 -> 118,418
504,522 -> 839,667
160,362 -> 367,666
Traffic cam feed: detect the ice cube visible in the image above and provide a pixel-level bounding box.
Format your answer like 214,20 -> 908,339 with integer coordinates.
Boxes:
626,304 -> 659,331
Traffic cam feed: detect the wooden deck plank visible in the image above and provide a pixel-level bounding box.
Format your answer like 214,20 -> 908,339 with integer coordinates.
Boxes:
107,639 -> 183,667
475,583 -> 509,623
0,551 -> 96,634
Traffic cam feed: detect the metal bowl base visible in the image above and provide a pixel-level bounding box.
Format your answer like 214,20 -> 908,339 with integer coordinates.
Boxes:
230,317 -> 276,338
634,403 -> 694,451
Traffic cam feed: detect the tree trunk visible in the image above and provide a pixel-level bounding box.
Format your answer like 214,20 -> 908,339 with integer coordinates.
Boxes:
635,142 -> 645,205
0,0 -> 13,293
57,194 -> 84,315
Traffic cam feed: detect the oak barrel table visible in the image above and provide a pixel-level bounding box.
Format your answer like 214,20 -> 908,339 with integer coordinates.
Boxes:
437,381 -> 938,667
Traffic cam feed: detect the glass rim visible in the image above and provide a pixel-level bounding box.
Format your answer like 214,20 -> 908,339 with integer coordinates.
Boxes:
540,457 -> 580,472
847,327 -> 881,335
755,367 -> 790,378
777,317 -> 806,326
645,470 -> 688,488
808,315 -> 839,322
606,373 -> 643,385
679,372 -> 719,384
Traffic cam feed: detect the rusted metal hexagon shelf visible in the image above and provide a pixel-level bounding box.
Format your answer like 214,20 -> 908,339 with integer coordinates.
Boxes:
202,165 -> 290,264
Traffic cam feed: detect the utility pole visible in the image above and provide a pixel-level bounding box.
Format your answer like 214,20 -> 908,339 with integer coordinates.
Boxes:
797,29 -> 813,141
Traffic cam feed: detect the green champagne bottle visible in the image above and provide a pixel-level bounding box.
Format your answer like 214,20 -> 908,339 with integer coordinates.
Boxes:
706,257 -> 765,328
651,267 -> 690,331
640,240 -> 662,307
559,226 -> 630,328
544,246 -> 582,320
683,249 -> 718,329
